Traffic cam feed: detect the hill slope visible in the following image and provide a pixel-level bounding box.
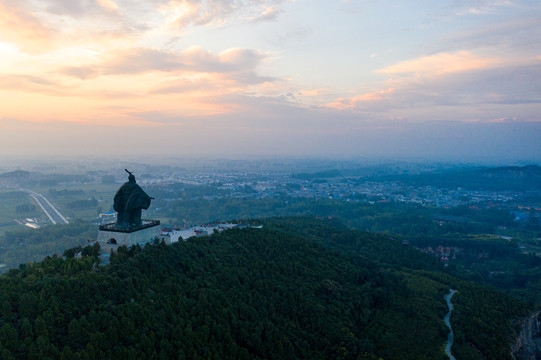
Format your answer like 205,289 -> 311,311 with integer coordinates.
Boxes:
0,217 -> 529,359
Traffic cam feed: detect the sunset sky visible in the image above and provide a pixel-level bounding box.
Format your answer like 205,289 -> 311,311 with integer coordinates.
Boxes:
1,0 -> 540,161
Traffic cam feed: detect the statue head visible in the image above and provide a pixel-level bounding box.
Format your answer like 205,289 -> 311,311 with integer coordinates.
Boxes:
125,169 -> 136,183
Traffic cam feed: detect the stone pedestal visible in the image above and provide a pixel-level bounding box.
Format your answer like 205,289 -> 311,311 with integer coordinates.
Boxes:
97,220 -> 161,254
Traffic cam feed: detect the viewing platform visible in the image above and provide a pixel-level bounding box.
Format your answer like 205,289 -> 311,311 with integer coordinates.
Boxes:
99,219 -> 161,233
97,220 -> 163,254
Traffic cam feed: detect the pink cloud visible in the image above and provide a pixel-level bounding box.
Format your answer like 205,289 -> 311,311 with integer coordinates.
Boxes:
298,89 -> 328,97
162,0 -> 287,29
164,0 -> 243,28
324,88 -> 395,110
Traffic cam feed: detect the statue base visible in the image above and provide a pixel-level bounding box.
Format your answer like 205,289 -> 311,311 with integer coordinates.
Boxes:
97,219 -> 162,254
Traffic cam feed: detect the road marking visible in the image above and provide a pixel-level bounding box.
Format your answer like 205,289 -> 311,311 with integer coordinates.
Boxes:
23,189 -> 69,225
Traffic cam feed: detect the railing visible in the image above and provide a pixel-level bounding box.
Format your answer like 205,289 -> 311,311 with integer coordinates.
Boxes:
99,219 -> 161,233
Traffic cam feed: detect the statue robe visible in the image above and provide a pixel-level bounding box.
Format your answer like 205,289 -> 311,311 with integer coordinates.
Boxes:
114,181 -> 152,227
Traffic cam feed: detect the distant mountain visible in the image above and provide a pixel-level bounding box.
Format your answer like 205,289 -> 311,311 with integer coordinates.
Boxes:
477,165 -> 541,176
292,164 -> 541,191
0,216 -> 528,359
0,170 -> 33,186
392,165 -> 541,191
292,163 -> 422,180
0,170 -> 31,179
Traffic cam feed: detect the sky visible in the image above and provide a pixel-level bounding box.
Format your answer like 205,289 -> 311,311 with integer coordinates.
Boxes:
0,0 -> 540,162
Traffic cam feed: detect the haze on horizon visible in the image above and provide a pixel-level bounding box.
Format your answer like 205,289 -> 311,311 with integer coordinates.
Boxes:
0,0 -> 540,162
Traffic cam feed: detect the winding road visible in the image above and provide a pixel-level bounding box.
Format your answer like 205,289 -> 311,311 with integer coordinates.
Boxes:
444,289 -> 457,360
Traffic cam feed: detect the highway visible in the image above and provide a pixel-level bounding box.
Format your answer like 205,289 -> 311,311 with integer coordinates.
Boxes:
22,189 -> 69,225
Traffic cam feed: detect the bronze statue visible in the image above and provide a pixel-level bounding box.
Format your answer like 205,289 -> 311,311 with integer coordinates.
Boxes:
114,169 -> 153,228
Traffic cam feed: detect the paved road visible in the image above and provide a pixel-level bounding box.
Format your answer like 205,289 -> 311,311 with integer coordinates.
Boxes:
444,289 -> 457,360
23,189 -> 69,225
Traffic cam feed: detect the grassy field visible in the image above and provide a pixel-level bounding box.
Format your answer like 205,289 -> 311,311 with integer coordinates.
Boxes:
37,183 -> 118,221
0,189 -> 43,233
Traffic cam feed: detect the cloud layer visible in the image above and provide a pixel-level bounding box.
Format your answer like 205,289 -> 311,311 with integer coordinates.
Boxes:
0,0 -> 539,160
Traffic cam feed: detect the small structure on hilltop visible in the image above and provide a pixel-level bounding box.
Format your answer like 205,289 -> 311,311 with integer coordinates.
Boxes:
97,170 -> 163,253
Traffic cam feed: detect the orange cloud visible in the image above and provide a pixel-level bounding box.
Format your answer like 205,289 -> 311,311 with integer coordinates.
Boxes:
57,46 -> 269,80
378,51 -> 504,76
97,0 -> 119,11
0,81 -> 230,127
249,6 -> 282,22
0,2 -> 56,54
0,55 -> 273,127
163,0 -> 239,28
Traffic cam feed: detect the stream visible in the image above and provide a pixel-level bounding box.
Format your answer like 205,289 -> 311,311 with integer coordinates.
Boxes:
444,289 -> 457,360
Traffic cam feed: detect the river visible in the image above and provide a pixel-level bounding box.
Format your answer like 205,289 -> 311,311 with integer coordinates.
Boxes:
444,289 -> 457,360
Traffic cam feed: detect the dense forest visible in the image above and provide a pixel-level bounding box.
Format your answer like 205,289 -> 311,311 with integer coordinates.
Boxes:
3,187 -> 541,308
162,196 -> 521,235
0,217 -> 529,359
0,222 -> 95,271
0,195 -> 513,274
158,195 -> 541,304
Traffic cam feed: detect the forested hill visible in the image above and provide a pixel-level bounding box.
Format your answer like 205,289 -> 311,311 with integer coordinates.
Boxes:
0,217 -> 529,360
0,170 -> 31,179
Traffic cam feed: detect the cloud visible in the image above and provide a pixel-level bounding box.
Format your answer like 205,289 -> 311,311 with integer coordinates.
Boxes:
436,17 -> 541,56
0,2 -> 56,53
0,0 -> 138,54
162,0 -> 286,28
59,66 -> 99,80
97,0 -> 119,11
378,51 -> 503,76
322,52 -> 541,123
0,74 -> 71,96
443,0 -> 514,16
249,6 -> 282,22
43,0 -> 99,17
162,0 -> 246,28
58,46 -> 272,92
369,50 -> 541,110
388,58 -> 541,108
180,46 -> 267,72
150,79 -> 212,94
324,89 -> 395,110
102,47 -> 184,74
225,71 -> 276,86
0,0 -> 287,57
298,89 -> 328,97
28,0 -> 120,18
57,48 -> 180,79
0,71 -> 144,99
